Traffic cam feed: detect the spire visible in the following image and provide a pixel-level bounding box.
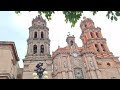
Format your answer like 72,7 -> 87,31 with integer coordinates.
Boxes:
32,15 -> 46,25
67,32 -> 70,37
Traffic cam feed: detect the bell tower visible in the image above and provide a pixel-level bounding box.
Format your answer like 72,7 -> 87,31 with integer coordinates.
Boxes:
26,15 -> 50,56
80,17 -> 113,58
79,17 -> 114,79
23,16 -> 52,79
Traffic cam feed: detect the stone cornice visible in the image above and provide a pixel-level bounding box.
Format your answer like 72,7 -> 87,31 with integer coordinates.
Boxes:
80,27 -> 101,39
85,38 -> 106,45
0,41 -> 19,61
52,70 -> 73,77
80,49 -> 96,56
27,38 -> 50,44
52,49 -> 70,59
29,26 -> 49,31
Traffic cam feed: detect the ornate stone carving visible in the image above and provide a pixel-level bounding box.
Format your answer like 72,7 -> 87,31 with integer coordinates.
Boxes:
63,61 -> 67,68
74,68 -> 84,79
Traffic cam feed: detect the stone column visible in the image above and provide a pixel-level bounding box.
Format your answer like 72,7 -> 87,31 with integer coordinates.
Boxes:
91,55 -> 102,79
104,43 -> 110,52
88,32 -> 92,38
67,56 -> 73,79
62,71 -> 66,79
38,43 -> 40,55
93,32 -> 97,38
38,30 -> 40,39
31,43 -> 33,55
82,55 -> 91,79
98,43 -> 103,53
98,31 -> 103,38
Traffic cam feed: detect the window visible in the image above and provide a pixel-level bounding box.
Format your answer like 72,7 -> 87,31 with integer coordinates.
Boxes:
70,40 -> 73,46
74,68 -> 84,79
107,62 -> 110,66
96,32 -> 99,38
33,45 -> 37,54
90,32 -> 94,38
34,32 -> 37,38
40,45 -> 44,53
101,44 -> 106,52
41,32 -> 44,39
95,44 -> 99,52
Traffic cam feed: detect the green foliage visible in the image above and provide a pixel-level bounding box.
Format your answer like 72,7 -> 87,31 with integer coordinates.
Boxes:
15,11 -> 120,27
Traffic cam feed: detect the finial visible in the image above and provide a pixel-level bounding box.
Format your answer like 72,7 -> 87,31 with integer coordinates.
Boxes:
83,16 -> 86,19
67,32 -> 70,37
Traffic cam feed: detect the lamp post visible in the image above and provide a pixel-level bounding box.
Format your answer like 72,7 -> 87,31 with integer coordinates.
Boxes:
33,62 -> 48,79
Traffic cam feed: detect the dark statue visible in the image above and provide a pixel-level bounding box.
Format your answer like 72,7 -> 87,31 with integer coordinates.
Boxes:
34,62 -> 46,79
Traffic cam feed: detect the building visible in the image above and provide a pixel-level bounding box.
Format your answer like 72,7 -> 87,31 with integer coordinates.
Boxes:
0,41 -> 23,79
23,16 -> 120,79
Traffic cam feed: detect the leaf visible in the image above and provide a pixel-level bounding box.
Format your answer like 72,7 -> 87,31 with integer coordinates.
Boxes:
114,16 -> 118,21
111,16 -> 113,20
115,11 -> 120,16
38,11 -> 42,16
92,11 -> 97,15
15,11 -> 20,14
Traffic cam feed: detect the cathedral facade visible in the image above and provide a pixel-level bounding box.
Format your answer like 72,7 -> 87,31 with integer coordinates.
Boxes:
23,16 -> 120,79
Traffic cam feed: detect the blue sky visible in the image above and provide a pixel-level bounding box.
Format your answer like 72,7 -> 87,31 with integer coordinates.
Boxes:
1,11 -> 120,68
0,11 -> 28,67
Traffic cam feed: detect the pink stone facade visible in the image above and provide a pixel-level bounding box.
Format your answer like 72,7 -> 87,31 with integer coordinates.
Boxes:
23,16 -> 120,79
0,41 -> 23,79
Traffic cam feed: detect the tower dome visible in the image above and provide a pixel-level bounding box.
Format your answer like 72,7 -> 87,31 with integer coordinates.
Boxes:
80,17 -> 95,31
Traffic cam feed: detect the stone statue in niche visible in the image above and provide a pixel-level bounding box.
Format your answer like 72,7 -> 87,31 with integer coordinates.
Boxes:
89,60 -> 95,70
63,61 -> 67,68
74,68 -> 84,79
84,63 -> 87,68
90,61 -> 93,67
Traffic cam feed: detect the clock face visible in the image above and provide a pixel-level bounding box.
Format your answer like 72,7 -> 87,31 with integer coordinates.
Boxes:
73,53 -> 78,58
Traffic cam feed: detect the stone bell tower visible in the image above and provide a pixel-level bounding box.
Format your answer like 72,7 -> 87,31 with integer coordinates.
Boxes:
80,17 -> 113,58
79,17 -> 118,79
23,16 -> 52,79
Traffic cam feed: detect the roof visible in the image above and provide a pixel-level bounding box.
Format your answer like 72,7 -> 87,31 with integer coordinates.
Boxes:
0,41 -> 19,61
52,43 -> 83,59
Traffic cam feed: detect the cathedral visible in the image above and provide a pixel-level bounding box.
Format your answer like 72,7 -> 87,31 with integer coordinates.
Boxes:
23,16 -> 120,79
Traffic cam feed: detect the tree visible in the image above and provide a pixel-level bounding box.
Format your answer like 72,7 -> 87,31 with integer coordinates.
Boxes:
15,11 -> 120,27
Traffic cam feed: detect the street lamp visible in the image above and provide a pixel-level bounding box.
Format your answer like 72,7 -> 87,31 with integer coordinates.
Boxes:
43,71 -> 48,79
33,62 -> 48,79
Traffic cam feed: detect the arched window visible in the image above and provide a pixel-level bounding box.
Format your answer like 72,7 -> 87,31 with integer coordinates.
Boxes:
95,44 -> 99,52
101,44 -> 106,51
40,45 -> 44,53
33,45 -> 37,54
41,32 -> 44,39
96,32 -> 99,38
70,40 -> 73,46
90,32 -> 94,38
107,62 -> 110,66
34,32 -> 37,38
